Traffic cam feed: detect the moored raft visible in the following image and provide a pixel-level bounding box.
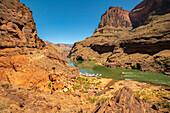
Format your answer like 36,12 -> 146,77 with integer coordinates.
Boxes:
80,72 -> 102,77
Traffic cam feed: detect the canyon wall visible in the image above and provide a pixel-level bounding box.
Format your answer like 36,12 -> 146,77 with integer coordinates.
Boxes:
0,0 -> 79,89
69,0 -> 170,74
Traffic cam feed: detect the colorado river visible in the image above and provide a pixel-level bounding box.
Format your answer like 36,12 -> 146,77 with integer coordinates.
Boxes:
68,59 -> 170,87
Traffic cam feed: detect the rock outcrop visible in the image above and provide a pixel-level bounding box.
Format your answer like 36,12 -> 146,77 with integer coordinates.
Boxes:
93,87 -> 157,113
99,6 -> 132,28
69,0 -> 170,74
0,0 -> 79,89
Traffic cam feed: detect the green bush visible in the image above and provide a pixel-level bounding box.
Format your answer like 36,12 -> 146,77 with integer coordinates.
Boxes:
88,97 -> 96,103
84,85 -> 89,89
98,97 -> 106,104
132,64 -> 138,69
96,81 -> 102,85
72,85 -> 81,90
48,82 -> 51,87
143,96 -> 148,101
97,77 -> 102,79
77,76 -> 82,80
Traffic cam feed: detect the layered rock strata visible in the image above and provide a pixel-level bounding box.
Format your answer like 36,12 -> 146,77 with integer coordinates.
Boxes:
69,0 -> 170,74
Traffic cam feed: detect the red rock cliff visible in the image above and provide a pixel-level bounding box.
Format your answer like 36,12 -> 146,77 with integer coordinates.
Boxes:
0,0 -> 79,89
99,6 -> 132,28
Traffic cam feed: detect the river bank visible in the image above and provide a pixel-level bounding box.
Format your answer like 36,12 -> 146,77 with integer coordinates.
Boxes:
68,59 -> 170,87
65,59 -> 170,112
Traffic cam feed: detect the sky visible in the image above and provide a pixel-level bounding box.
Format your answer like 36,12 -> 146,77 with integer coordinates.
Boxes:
20,0 -> 143,44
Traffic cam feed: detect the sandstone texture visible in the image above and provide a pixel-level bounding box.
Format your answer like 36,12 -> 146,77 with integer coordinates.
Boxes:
93,86 -> 157,113
69,0 -> 170,75
0,0 -> 79,89
0,0 -> 45,49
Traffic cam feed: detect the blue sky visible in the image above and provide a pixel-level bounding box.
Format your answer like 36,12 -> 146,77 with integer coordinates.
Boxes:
20,0 -> 143,44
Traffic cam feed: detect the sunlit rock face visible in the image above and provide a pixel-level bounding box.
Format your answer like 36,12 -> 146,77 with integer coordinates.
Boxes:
0,0 -> 45,49
99,6 -> 132,28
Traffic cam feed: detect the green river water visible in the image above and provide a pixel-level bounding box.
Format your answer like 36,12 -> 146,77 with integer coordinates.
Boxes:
69,60 -> 170,87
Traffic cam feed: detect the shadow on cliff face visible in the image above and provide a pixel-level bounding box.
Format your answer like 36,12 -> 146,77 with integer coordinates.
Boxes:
91,45 -> 115,54
120,41 -> 170,55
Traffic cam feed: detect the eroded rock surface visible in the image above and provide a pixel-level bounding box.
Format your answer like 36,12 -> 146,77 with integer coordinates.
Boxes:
93,87 -> 157,113
129,0 -> 170,28
0,0 -> 45,49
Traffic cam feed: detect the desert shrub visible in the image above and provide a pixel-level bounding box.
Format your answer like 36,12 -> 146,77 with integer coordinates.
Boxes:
96,81 -> 102,85
48,82 -> 51,87
84,85 -> 89,89
97,77 -> 102,79
98,97 -> 106,104
72,85 -> 81,90
77,76 -> 82,80
88,97 -> 96,103
143,96 -> 149,101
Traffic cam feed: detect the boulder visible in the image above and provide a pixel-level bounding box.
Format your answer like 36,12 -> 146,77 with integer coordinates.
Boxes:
93,87 -> 157,113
